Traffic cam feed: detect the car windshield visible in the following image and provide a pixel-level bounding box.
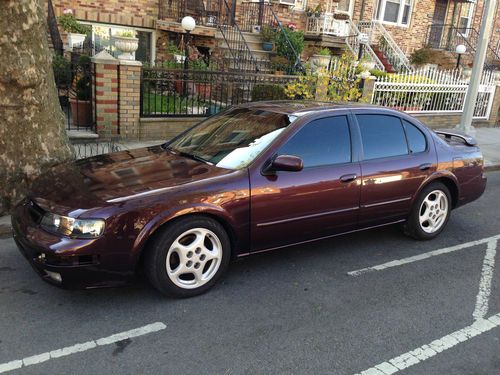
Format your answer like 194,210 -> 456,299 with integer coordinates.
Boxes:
165,108 -> 297,169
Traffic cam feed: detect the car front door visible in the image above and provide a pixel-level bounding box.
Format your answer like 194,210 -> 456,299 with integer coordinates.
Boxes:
353,111 -> 436,227
249,113 -> 361,252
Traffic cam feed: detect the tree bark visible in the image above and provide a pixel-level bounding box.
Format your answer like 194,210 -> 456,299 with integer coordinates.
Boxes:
0,0 -> 74,215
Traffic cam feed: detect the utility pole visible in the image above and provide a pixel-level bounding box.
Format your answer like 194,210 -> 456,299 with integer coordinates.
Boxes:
457,0 -> 497,135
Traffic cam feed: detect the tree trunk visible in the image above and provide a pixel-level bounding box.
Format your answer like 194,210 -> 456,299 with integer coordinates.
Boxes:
0,0 -> 74,215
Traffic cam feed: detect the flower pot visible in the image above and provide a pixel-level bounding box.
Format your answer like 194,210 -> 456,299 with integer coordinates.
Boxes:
175,80 -> 196,95
262,42 -> 274,52
114,36 -> 139,60
306,11 -> 313,17
69,99 -> 92,127
196,82 -> 212,98
174,54 -> 186,64
67,33 -> 86,49
311,54 -> 331,68
314,12 -> 322,18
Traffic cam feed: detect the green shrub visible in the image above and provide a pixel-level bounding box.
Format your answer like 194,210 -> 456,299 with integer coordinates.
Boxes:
58,14 -> 91,34
260,26 -> 276,43
317,47 -> 331,56
251,84 -> 287,101
410,48 -> 432,66
275,28 -> 304,64
52,55 -> 71,87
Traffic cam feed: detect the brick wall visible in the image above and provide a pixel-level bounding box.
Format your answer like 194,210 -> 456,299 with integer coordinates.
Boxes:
94,59 -> 119,137
52,0 -> 158,28
140,118 -> 204,140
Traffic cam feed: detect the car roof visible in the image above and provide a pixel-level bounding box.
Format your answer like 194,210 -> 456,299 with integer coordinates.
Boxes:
237,100 -> 392,116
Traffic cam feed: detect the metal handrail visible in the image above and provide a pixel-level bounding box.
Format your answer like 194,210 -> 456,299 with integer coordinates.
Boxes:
358,20 -> 412,73
47,0 -> 63,55
217,0 -> 261,72
345,20 -> 385,72
268,6 -> 304,73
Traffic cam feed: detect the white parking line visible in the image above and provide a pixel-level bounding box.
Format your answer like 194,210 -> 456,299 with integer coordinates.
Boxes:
348,234 -> 500,277
355,313 -> 500,375
0,322 -> 166,374
473,239 -> 498,320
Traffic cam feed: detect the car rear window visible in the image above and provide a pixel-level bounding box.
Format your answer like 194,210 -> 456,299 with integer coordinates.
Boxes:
403,120 -> 427,153
356,114 -> 408,160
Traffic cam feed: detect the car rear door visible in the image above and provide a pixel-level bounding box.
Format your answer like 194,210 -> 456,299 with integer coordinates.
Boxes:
352,110 -> 436,227
249,113 -> 361,252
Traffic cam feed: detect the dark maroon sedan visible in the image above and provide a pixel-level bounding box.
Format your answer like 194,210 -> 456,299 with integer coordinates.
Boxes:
12,102 -> 486,297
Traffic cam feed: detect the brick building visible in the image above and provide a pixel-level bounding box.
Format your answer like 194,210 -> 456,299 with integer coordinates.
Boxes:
49,0 -> 500,70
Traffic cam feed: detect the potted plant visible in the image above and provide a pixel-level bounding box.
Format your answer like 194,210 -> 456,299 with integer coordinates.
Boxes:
314,5 -> 323,18
52,55 -> 72,107
70,55 -> 92,127
58,9 -> 91,49
260,26 -> 275,52
311,47 -> 331,68
166,42 -> 186,64
305,7 -> 314,17
114,30 -> 139,60
270,56 -> 290,75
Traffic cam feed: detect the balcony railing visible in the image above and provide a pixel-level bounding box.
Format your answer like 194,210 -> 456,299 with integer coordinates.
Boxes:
305,13 -> 350,37
158,0 -> 229,27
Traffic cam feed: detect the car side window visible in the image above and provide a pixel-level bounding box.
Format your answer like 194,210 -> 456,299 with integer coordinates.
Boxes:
356,114 -> 408,160
278,116 -> 351,168
403,120 -> 427,153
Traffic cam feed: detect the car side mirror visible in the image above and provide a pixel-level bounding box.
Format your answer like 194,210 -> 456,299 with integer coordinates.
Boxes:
264,155 -> 304,174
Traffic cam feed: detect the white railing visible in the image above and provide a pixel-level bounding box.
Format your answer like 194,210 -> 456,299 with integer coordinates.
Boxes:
345,20 -> 385,72
371,68 -> 497,119
358,20 -> 412,73
305,14 -> 350,37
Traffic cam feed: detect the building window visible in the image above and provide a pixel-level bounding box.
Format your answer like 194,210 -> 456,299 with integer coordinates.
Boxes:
376,0 -> 412,26
458,2 -> 476,35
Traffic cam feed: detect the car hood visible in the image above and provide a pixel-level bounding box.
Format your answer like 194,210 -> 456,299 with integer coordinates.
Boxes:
30,145 -> 234,214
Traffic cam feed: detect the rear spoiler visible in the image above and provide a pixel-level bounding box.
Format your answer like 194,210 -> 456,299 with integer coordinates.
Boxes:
434,129 -> 477,146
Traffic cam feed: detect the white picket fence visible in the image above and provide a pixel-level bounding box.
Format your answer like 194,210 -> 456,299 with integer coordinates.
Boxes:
371,68 -> 497,120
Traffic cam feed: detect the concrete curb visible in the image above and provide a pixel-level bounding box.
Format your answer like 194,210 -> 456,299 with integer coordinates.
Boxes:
0,216 -> 11,238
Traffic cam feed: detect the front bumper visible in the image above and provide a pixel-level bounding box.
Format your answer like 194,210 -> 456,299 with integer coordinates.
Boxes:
11,200 -> 131,289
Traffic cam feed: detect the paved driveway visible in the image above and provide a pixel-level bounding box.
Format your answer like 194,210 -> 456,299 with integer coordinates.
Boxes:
1,172 -> 499,375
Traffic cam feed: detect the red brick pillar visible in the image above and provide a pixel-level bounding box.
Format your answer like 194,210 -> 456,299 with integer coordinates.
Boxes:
92,51 -> 119,138
118,60 -> 142,139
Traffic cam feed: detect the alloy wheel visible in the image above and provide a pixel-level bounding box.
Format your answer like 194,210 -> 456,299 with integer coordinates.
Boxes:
165,228 -> 223,289
418,190 -> 449,234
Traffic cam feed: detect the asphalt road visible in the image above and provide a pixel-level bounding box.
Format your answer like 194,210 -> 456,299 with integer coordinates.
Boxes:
1,171 -> 500,375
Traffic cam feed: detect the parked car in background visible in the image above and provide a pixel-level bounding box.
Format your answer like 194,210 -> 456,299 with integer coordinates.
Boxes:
12,102 -> 487,297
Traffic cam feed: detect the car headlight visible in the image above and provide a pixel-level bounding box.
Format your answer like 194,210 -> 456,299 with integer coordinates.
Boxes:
40,213 -> 105,238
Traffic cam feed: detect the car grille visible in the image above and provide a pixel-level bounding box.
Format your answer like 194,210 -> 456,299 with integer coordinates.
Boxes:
27,200 -> 45,224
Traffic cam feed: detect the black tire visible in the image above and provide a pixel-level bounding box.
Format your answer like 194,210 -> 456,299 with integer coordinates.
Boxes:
404,182 -> 452,240
144,216 -> 231,297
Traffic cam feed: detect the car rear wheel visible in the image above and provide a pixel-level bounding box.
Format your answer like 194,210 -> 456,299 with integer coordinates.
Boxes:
404,182 -> 451,240
145,216 -> 231,297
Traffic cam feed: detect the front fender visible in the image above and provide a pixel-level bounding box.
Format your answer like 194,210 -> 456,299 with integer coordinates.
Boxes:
129,203 -> 238,265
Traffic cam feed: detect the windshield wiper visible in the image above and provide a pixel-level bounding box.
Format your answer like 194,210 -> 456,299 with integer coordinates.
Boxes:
178,151 -> 213,165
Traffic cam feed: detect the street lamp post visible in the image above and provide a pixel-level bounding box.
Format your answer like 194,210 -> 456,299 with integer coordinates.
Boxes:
181,16 -> 196,97
455,44 -> 466,70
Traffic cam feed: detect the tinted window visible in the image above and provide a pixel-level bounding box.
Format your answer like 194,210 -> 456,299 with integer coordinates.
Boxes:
357,114 -> 408,160
279,116 -> 351,168
403,120 -> 427,153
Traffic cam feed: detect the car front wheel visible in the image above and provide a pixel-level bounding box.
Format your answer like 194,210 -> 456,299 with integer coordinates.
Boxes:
404,182 -> 451,240
145,216 -> 231,297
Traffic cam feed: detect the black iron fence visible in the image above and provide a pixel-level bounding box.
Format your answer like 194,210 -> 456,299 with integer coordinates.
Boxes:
140,68 -> 301,117
53,55 -> 96,132
158,0 -> 234,27
71,140 -> 122,159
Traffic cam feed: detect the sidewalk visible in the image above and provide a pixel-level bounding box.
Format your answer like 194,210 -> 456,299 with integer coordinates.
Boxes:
473,127 -> 500,171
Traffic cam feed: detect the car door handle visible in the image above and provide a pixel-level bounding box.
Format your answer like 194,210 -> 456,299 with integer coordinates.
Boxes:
419,163 -> 432,171
340,174 -> 357,183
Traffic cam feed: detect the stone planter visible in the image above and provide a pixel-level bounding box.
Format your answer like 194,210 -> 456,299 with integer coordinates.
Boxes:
114,36 -> 139,60
311,54 -> 331,68
70,99 -> 92,127
67,33 -> 86,49
360,61 -> 376,71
